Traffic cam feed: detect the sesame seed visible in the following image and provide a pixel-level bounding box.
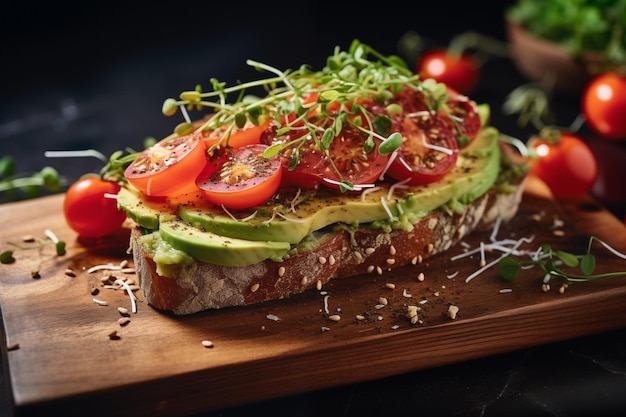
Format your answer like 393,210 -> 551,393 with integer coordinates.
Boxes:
328,255 -> 336,266
278,266 -> 286,277
301,276 -> 308,286
417,272 -> 425,282
250,283 -> 260,293
318,256 -> 327,265
354,251 -> 363,261
385,282 -> 396,289
386,258 -> 395,265
118,317 -> 131,326
316,280 -> 322,290
201,340 -> 214,348
427,243 -> 434,254
356,314 -> 366,321
367,265 -> 375,273
117,307 -> 129,316
378,297 -> 388,305
553,230 -> 565,237
376,266 -> 383,275
64,268 -> 76,277
364,247 -> 375,255
410,256 -> 418,265
328,314 -> 341,322
448,305 -> 460,319
389,245 -> 397,256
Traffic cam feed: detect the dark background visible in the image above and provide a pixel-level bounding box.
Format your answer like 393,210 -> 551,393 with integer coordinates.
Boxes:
0,1 -> 517,188
2,2 -> 626,417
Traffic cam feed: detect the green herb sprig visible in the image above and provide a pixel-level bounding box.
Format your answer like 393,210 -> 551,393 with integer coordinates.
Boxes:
159,40 -> 457,191
499,235 -> 626,286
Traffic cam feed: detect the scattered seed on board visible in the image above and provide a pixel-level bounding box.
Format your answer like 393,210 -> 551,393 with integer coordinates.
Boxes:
108,330 -> 120,340
64,268 -> 76,277
6,342 -> 19,351
90,286 -> 100,295
201,340 -> 214,348
31,270 -> 40,279
447,305 -> 460,320
385,282 -> 396,289
118,317 -> 131,326
328,314 -> 341,322
250,283 -> 260,293
117,306 -> 129,316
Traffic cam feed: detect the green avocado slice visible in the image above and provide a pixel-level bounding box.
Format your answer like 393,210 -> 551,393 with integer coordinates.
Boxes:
158,219 -> 291,267
178,127 -> 501,243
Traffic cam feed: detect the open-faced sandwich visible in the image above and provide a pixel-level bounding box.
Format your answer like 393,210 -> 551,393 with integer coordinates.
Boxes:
115,40 -> 529,315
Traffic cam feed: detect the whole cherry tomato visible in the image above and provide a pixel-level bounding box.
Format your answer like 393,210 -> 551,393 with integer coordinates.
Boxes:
64,176 -> 127,237
417,50 -> 480,96
528,131 -> 598,200
582,73 -> 626,140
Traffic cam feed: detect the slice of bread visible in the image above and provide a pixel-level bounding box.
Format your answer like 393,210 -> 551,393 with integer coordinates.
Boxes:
131,177 -> 526,315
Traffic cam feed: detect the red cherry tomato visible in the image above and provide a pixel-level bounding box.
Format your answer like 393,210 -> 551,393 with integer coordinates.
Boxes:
582,73 -> 626,140
64,177 -> 127,237
196,144 -> 283,210
417,50 -> 480,96
528,132 -> 598,199
124,132 -> 208,197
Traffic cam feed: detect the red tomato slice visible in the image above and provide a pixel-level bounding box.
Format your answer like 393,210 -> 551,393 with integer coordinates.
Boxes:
124,133 -> 208,197
385,113 -> 459,185
275,123 -> 390,191
444,89 -> 482,147
196,144 -> 283,210
202,119 -> 270,149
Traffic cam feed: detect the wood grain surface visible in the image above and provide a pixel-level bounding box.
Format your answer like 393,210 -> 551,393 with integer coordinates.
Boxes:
1,176 -> 625,417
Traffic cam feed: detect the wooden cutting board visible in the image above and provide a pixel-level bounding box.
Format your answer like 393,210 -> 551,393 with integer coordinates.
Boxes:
1,176 -> 626,417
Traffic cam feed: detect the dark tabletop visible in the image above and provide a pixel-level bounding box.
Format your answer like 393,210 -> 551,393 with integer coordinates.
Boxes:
1,2 -> 626,416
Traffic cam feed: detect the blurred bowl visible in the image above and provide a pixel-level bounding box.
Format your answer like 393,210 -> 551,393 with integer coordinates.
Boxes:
506,21 -> 602,94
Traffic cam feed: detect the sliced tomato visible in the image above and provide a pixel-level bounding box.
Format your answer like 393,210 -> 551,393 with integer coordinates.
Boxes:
443,89 -> 481,147
196,144 -> 283,209
385,113 -> 459,185
201,119 -> 270,149
124,133 -> 208,197
272,122 -> 390,191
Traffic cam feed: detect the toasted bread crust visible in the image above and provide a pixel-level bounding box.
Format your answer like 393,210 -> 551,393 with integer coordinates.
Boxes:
132,182 -> 525,315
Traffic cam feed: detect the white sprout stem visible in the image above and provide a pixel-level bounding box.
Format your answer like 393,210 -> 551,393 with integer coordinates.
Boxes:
115,279 -> 137,314
44,229 -> 59,244
45,149 -> 108,162
180,104 -> 192,124
594,238 -> 626,260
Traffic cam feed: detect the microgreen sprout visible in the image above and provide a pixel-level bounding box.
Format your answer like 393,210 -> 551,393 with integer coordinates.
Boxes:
2,229 -> 67,264
158,39 -> 456,191
499,236 -> 626,285
0,155 -> 64,201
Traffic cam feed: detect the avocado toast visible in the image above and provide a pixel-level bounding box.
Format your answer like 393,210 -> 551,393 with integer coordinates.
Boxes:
115,40 -> 529,314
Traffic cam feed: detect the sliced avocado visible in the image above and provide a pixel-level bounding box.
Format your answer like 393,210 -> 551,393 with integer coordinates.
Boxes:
178,127 -> 501,243
158,219 -> 291,267
117,186 -> 177,230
